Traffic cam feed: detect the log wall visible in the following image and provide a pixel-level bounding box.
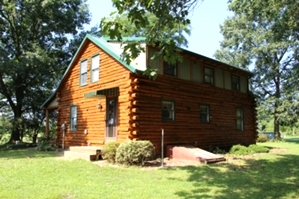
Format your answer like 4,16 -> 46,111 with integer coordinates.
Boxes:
128,73 -> 257,154
56,41 -> 132,147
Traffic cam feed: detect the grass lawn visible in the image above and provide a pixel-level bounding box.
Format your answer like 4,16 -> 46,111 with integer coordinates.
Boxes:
0,138 -> 299,199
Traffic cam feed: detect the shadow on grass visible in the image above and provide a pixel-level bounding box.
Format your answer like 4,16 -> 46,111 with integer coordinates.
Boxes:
169,154 -> 299,199
284,137 -> 299,144
0,146 -> 63,159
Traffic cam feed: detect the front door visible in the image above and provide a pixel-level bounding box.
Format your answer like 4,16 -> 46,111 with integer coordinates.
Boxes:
106,97 -> 117,140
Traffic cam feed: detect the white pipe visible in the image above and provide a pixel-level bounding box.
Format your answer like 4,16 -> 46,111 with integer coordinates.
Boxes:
62,130 -> 65,150
161,129 -> 164,167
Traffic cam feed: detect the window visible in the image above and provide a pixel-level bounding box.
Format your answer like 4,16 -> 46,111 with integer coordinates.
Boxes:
162,101 -> 175,120
232,75 -> 240,91
164,61 -> 177,76
236,108 -> 244,131
91,54 -> 99,83
200,105 -> 210,123
70,105 -> 77,131
204,67 -> 214,84
80,59 -> 88,86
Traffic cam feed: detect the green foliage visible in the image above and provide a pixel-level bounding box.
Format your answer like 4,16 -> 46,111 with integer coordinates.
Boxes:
256,134 -> 269,143
229,144 -> 269,155
36,137 -> 57,151
0,133 -> 10,145
208,146 -> 227,154
115,140 -> 155,166
0,0 -> 91,141
142,68 -> 158,80
215,0 -> 299,139
248,144 -> 270,153
101,142 -> 120,163
100,1 -> 194,68
6,143 -> 37,150
229,144 -> 249,155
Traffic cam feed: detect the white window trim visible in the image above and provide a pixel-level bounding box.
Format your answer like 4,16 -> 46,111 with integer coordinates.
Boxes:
90,54 -> 100,83
236,108 -> 244,131
200,105 -> 210,123
70,105 -> 77,131
80,59 -> 88,86
162,100 -> 175,121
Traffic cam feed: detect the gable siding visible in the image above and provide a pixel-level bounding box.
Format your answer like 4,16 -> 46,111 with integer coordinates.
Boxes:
57,41 -> 132,147
192,62 -> 202,83
240,76 -> 248,93
178,58 -> 191,80
214,68 -> 224,88
147,47 -> 163,74
224,71 -> 231,90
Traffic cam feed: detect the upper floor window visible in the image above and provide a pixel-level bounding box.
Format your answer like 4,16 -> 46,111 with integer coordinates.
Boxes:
200,105 -> 210,123
232,75 -> 240,91
80,59 -> 88,86
91,54 -> 100,83
204,67 -> 214,84
236,108 -> 244,131
162,100 -> 175,120
164,61 -> 177,76
70,105 -> 77,131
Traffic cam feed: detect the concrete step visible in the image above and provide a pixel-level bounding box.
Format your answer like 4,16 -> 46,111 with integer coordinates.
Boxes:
166,145 -> 225,163
69,146 -> 101,154
64,146 -> 102,161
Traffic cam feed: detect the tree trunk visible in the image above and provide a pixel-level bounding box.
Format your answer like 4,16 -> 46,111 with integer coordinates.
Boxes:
32,129 -> 39,144
11,127 -> 20,142
274,115 -> 281,139
10,107 -> 23,142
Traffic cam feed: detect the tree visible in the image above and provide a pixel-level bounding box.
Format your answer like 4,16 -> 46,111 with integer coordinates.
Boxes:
215,0 -> 299,139
0,0 -> 91,142
100,0 -> 198,65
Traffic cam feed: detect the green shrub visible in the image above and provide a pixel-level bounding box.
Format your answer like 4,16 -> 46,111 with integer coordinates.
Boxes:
115,140 -> 155,166
248,144 -> 270,153
208,146 -> 227,154
257,134 -> 268,142
37,137 -> 56,151
229,144 -> 250,155
230,144 -> 270,155
101,142 -> 120,163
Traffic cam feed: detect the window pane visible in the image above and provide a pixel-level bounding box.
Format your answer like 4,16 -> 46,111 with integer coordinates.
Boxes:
232,75 -> 240,90
91,55 -> 99,69
91,55 -> 100,82
81,60 -> 87,73
204,68 -> 214,84
200,105 -> 210,122
164,62 -> 177,76
80,60 -> 87,85
236,109 -> 244,131
70,105 -> 77,131
92,69 -> 99,82
81,73 -> 87,85
162,101 -> 175,120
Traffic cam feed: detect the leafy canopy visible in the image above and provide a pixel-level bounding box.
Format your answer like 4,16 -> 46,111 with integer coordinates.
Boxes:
0,0 -> 91,141
100,0 -> 198,65
215,0 -> 299,138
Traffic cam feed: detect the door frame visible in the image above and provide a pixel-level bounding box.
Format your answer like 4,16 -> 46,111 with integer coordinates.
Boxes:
105,97 -> 118,141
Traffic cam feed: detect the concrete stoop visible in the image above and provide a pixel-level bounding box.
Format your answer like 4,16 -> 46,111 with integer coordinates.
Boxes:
166,145 -> 225,163
64,146 -> 102,161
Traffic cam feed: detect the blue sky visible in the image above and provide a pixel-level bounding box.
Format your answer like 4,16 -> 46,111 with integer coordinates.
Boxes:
85,0 -> 232,59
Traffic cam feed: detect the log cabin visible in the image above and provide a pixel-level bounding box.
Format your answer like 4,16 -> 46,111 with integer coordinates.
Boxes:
42,34 -> 257,154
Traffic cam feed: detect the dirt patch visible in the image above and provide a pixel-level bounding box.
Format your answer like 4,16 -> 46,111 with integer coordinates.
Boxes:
269,148 -> 287,154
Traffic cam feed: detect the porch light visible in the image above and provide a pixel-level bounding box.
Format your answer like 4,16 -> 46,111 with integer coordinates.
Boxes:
97,102 -> 103,110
